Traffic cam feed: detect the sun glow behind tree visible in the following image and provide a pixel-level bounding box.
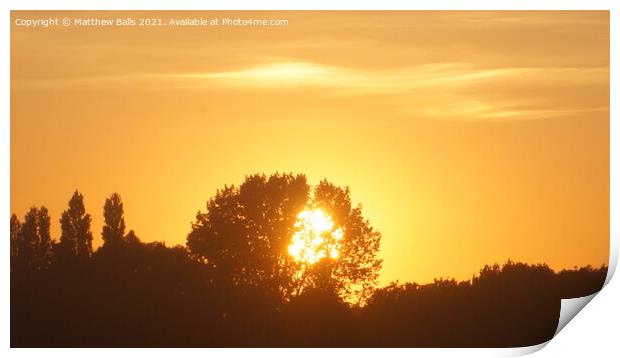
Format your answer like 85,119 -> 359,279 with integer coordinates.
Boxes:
288,208 -> 343,265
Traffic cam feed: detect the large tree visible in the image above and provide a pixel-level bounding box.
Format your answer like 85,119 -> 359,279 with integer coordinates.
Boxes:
187,173 -> 382,304
59,190 -> 93,258
188,173 -> 309,300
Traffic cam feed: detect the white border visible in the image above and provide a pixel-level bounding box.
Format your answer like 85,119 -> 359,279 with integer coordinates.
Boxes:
2,1 -> 617,356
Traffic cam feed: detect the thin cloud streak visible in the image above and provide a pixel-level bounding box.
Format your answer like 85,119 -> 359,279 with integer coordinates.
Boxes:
178,61 -> 608,120
176,62 -> 526,94
12,61 -> 608,121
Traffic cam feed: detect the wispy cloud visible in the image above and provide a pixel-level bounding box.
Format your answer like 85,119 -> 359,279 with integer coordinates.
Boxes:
174,61 -> 608,121
175,62 -> 524,94
12,60 -> 608,122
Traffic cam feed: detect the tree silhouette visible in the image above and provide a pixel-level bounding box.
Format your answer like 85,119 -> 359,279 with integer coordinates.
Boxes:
187,173 -> 382,304
9,188 -> 609,347
188,173 -> 310,300
10,214 -> 21,271
14,207 -> 53,271
102,193 -> 126,248
125,229 -> 141,244
299,180 -> 382,304
59,190 -> 93,258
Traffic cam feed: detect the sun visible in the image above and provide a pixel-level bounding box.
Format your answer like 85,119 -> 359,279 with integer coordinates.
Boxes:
288,208 -> 343,264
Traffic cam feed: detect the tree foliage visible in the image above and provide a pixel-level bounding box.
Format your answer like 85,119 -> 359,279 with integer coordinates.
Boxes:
305,180 -> 382,303
12,207 -> 53,271
102,193 -> 126,248
10,214 -> 21,271
9,187 -> 609,347
59,190 -> 93,258
187,173 -> 382,304
187,173 -> 309,300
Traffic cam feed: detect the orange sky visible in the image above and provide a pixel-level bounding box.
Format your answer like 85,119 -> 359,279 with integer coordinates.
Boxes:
10,11 -> 609,284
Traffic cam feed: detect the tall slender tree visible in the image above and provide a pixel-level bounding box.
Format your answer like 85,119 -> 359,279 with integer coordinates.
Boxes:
18,207 -> 53,271
59,190 -> 93,258
102,193 -> 126,248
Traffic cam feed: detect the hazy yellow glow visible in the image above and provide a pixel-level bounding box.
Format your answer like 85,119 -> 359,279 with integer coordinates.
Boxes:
288,209 -> 344,264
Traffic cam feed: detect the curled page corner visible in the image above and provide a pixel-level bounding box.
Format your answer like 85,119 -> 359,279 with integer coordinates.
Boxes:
506,292 -> 600,357
500,341 -> 548,357
543,244 -> 616,349
554,293 -> 598,337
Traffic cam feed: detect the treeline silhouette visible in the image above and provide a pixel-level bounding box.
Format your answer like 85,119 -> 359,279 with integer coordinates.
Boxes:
10,174 -> 607,347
